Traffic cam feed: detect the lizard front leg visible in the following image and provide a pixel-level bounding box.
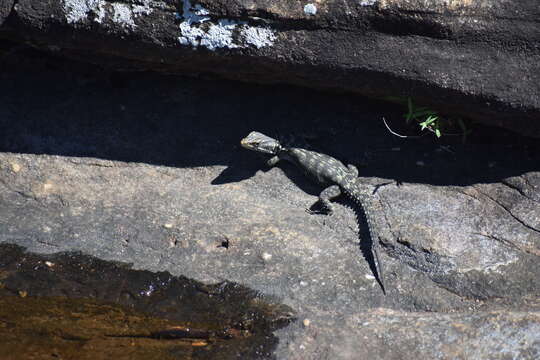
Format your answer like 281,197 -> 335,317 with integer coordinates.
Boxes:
347,164 -> 359,176
267,156 -> 280,167
308,185 -> 342,215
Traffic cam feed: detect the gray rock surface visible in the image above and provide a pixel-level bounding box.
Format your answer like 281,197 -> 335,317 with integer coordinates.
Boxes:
0,0 -> 12,26
0,0 -> 538,135
0,51 -> 539,359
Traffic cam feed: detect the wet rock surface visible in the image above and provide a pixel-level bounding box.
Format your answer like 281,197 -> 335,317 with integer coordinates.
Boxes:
0,244 -> 294,359
0,50 -> 539,358
0,0 -> 538,135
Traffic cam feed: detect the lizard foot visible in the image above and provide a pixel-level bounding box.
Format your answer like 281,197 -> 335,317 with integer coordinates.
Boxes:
306,207 -> 333,216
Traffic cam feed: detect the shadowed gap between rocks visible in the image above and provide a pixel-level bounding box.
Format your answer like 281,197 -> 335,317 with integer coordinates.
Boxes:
0,44 -> 539,188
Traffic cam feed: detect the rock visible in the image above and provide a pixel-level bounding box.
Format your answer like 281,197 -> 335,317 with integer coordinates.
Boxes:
0,0 -> 13,27
321,309 -> 540,359
0,0 -> 538,136
0,51 -> 539,359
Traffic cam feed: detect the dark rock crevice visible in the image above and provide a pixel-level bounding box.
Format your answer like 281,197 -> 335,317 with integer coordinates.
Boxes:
0,0 -> 538,136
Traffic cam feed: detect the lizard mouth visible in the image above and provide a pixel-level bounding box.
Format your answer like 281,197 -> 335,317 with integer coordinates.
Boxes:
240,137 -> 252,147
240,132 -> 280,154
240,137 -> 258,151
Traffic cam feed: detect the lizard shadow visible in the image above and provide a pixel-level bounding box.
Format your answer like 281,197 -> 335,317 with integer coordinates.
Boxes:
211,159 -> 264,185
236,159 -> 387,294
212,151 -> 321,188
345,198 -> 386,295
309,195 -> 386,295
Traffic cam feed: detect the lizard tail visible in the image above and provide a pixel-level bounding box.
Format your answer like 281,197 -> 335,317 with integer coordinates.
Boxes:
343,184 -> 386,295
372,239 -> 386,295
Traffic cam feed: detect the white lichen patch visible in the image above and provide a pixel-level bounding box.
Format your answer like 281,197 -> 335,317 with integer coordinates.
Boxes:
111,3 -> 136,27
359,0 -> 378,6
64,0 -> 105,24
63,0 -> 154,28
304,4 -> 317,16
178,0 -> 276,51
132,3 -> 154,16
241,26 -> 277,49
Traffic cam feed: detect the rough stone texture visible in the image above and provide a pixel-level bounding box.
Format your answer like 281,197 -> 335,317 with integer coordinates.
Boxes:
0,51 -> 539,359
0,0 -> 538,136
0,0 -> 12,26
323,310 -> 540,360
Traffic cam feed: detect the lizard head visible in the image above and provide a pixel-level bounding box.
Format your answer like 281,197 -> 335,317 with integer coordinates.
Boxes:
241,131 -> 283,155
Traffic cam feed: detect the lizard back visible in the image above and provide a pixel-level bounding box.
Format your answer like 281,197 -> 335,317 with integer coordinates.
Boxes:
283,148 -> 353,186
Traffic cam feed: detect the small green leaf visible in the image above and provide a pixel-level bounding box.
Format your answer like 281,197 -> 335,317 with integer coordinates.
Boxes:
419,115 -> 437,130
405,97 -> 415,123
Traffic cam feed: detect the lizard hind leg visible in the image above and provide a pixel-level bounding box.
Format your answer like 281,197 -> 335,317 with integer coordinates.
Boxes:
307,185 -> 342,215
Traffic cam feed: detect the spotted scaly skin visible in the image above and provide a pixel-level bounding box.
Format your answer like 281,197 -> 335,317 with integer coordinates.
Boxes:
241,131 -> 386,294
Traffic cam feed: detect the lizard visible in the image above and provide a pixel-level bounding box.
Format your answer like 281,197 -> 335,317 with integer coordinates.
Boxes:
241,131 -> 386,294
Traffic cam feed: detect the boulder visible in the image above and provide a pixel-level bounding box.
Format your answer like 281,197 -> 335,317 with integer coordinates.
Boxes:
0,52 -> 539,359
0,0 -> 538,136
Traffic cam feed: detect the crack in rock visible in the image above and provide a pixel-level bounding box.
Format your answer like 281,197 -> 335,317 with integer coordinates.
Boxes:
501,178 -> 540,204
477,188 -> 540,235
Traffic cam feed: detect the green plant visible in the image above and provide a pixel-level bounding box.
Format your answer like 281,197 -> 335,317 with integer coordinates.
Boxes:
383,98 -> 473,143
404,98 -> 442,138
406,98 -> 473,142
